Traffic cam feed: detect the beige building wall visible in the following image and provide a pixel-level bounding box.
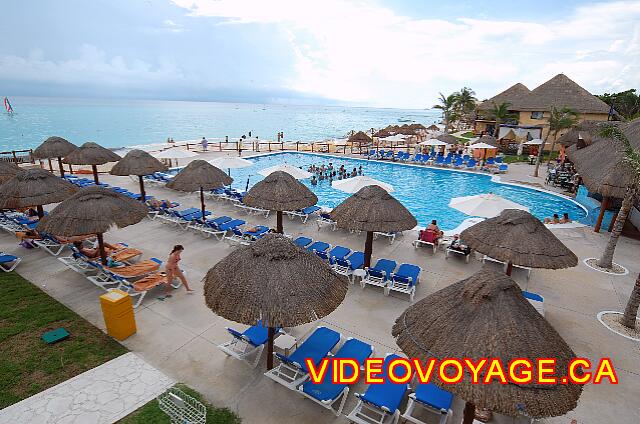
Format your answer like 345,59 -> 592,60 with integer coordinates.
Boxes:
517,111 -> 609,148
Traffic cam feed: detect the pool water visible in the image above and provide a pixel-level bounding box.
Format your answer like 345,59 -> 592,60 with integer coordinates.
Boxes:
227,152 -> 586,230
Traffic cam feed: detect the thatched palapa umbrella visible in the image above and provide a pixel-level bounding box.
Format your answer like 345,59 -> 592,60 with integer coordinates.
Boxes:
393,268 -> 582,423
0,169 -> 77,217
110,149 -> 168,202
461,209 -> 578,274
166,160 -> 232,219
33,136 -> 78,177
37,186 -> 147,265
203,234 -> 349,369
243,171 -> 317,233
0,161 -> 22,183
331,185 -> 417,267
63,142 -> 121,184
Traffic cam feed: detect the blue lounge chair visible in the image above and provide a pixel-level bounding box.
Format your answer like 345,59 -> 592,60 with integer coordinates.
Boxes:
466,159 -> 477,169
218,321 -> 282,368
225,225 -> 270,245
495,156 -> 503,163
316,245 -> 350,262
486,157 -> 495,165
264,326 -> 341,390
442,157 -> 452,167
494,163 -> 508,174
156,207 -> 199,224
378,150 -> 386,159
198,216 -> 232,238
0,253 -> 21,272
414,154 -> 423,163
361,259 -> 397,290
346,353 -> 410,424
522,290 -> 545,316
306,241 -> 330,254
333,251 -> 365,283
386,263 -> 421,301
293,236 -> 313,248
285,205 -> 321,223
316,213 -> 337,231
453,158 -> 464,168
298,338 -> 374,416
433,156 -> 444,166
33,233 -> 68,256
401,383 -> 454,424
384,151 -> 393,160
201,218 -> 246,240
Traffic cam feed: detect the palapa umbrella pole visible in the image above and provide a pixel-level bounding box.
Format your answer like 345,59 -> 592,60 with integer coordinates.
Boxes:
138,175 -> 146,202
91,165 -> 99,184
506,261 -> 513,276
36,205 -> 45,219
57,156 -> 65,177
276,211 -> 283,233
199,187 -> 206,219
96,233 -> 108,265
462,401 -> 476,424
364,230 -> 374,268
267,327 -> 276,370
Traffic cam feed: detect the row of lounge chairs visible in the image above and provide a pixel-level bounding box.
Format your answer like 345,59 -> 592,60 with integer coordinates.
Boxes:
64,175 -> 152,201
58,245 -> 174,307
365,150 -> 509,174
293,236 -> 364,283
234,325 -> 454,423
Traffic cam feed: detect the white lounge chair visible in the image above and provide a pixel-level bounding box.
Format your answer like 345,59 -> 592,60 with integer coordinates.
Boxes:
264,326 -> 341,390
33,235 -> 67,256
401,383 -> 453,424
285,205 -> 320,223
482,255 -> 532,280
373,231 -> 400,244
0,253 -> 21,272
218,322 -> 280,368
316,213 -> 337,231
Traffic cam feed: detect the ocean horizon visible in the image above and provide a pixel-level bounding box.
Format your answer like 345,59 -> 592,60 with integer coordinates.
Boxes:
0,96 -> 441,152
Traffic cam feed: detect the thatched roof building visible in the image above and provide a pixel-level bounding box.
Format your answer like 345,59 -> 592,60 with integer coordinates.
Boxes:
392,267 -> 582,418
566,119 -> 638,198
477,83 -> 531,111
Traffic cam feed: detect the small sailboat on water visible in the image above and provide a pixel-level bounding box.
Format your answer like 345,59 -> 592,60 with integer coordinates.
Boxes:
4,97 -> 13,114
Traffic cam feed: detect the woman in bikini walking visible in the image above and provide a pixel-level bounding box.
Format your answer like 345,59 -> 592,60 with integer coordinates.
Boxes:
163,245 -> 194,297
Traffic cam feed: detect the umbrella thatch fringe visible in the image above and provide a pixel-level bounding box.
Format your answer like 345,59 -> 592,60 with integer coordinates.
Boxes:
460,209 -> 577,269
110,149 -> 168,176
166,160 -> 232,192
0,169 -> 77,208
203,234 -> 348,327
63,142 -> 121,165
33,136 -> 78,159
331,185 -> 417,232
243,171 -> 317,211
392,267 -> 582,418
37,186 -> 147,235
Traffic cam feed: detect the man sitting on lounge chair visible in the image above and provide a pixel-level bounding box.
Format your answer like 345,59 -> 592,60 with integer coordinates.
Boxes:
449,234 -> 471,255
73,241 -> 125,259
426,220 -> 443,238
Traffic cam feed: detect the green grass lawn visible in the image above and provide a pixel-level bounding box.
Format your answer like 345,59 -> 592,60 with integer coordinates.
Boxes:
118,384 -> 241,424
0,272 -> 126,408
502,151 -> 559,164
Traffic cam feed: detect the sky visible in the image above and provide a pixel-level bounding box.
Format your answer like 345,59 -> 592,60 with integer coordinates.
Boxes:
1,0 -> 639,108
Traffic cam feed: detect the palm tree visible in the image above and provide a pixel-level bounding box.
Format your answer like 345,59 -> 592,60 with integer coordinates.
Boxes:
454,87 -> 477,114
595,125 -> 640,270
488,102 -> 517,137
433,93 -> 459,133
533,107 -> 580,177
592,125 -> 640,329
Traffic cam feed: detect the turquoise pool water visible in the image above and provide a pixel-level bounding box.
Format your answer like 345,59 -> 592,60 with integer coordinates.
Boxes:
228,152 -> 586,230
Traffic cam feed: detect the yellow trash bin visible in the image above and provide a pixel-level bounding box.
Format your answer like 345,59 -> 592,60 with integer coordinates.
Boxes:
100,289 -> 137,340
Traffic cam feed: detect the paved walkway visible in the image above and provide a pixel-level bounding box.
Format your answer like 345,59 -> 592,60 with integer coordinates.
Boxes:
2,152 -> 639,424
0,353 -> 174,424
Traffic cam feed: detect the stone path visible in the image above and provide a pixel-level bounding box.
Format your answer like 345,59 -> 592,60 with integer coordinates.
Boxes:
0,353 -> 174,424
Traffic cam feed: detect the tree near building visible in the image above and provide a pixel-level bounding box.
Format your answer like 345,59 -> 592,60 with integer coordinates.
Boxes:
488,102 -> 517,137
433,93 -> 459,134
533,106 -> 580,177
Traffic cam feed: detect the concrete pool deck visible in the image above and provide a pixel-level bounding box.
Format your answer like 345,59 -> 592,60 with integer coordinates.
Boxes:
2,153 -> 639,424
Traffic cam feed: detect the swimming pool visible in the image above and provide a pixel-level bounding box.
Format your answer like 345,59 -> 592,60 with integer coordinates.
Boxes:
227,152 -> 586,230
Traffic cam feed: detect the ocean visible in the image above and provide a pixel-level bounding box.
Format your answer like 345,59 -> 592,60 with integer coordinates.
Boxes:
0,97 -> 441,152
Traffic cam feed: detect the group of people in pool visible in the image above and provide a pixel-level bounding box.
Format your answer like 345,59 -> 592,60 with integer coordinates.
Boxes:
543,212 -> 573,225
308,162 -> 364,186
